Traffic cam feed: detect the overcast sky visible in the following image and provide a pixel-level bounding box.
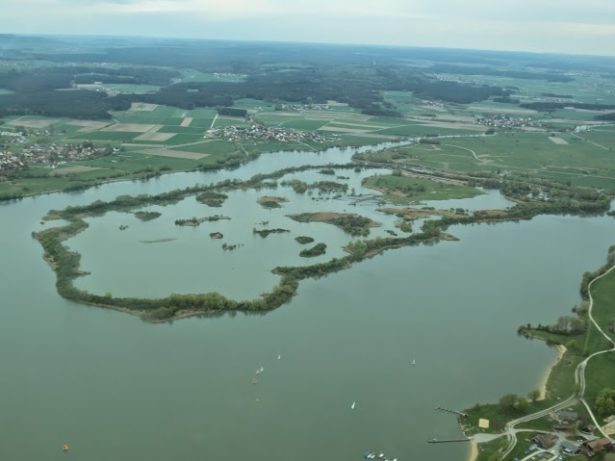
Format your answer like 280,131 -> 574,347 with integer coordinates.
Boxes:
3,0 -> 615,55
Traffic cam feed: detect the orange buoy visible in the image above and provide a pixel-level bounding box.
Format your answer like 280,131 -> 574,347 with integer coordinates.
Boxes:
63,443 -> 70,452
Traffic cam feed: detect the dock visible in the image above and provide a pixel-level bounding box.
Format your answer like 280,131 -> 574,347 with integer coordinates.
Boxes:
427,438 -> 471,444
435,407 -> 468,418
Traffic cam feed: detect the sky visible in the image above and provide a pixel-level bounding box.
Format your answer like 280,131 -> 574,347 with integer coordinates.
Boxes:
3,0 -> 615,56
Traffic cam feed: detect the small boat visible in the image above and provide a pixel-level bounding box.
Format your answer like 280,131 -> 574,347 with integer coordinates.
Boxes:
277,354 -> 281,360
411,359 -> 416,366
63,443 -> 70,452
351,401 -> 356,410
260,366 -> 264,373
251,377 -> 258,384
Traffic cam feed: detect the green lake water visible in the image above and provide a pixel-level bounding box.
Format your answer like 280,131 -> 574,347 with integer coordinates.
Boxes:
1,142 -> 614,461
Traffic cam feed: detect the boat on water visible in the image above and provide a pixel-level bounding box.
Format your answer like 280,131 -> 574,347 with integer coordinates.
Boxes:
351,401 -> 356,410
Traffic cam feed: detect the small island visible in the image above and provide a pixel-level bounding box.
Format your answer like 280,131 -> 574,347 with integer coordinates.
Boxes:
295,236 -> 315,245
134,211 -> 162,222
175,215 -> 230,226
253,228 -> 290,238
299,243 -> 327,258
289,212 -> 380,237
257,196 -> 288,209
197,191 -> 228,207
363,173 -> 481,204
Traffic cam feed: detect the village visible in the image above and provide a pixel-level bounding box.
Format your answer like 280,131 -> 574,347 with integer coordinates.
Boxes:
475,114 -> 543,130
477,409 -> 615,461
0,133 -> 114,173
525,409 -> 614,460
205,123 -> 327,144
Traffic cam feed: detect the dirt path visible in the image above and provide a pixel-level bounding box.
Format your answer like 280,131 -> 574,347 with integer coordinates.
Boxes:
443,143 -> 480,161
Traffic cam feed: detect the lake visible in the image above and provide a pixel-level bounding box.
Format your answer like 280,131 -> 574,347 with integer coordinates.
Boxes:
1,143 -> 614,461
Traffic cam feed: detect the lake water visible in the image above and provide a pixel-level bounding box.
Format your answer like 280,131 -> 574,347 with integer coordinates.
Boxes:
1,143 -> 614,461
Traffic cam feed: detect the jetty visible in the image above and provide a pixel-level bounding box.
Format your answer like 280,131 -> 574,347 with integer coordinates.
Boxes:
435,407 -> 468,418
427,437 -> 471,444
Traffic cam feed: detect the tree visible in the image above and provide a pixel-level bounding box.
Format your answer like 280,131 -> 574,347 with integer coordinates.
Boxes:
499,393 -> 530,414
528,389 -> 541,403
595,388 -> 615,416
499,394 -> 518,410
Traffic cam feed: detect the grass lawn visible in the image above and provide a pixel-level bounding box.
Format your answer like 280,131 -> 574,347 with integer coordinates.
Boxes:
474,436 -> 508,461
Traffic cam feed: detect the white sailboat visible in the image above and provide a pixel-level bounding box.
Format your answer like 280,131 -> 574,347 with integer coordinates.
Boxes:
351,401 -> 356,410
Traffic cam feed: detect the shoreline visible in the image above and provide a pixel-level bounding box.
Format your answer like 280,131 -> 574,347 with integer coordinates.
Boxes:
537,344 -> 567,401
0,137 -> 402,203
464,343 -> 567,461
467,440 -> 478,461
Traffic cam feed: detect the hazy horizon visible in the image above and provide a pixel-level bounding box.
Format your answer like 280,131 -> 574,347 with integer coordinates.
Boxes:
3,0 -> 615,57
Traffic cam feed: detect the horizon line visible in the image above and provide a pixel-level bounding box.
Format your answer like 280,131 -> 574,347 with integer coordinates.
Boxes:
5,32 -> 615,61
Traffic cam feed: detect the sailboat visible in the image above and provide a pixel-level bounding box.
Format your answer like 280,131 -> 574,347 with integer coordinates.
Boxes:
351,401 -> 356,410
411,359 -> 416,366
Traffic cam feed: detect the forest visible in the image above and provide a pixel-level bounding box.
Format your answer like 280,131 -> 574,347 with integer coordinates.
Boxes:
0,39 -> 513,119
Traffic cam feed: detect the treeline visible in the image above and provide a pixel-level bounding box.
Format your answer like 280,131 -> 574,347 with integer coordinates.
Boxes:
73,67 -> 179,85
411,80 -> 508,104
0,65 -> 176,118
596,112 -> 615,121
163,68 -> 509,110
0,90 -> 131,119
541,93 -> 573,99
430,64 -> 574,82
135,82 -> 233,109
0,65 -> 178,92
521,101 -> 615,112
216,107 -> 247,117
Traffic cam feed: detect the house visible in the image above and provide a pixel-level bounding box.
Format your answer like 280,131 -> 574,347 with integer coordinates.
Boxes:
560,440 -> 579,454
557,410 -> 579,423
580,422 -> 596,434
555,410 -> 580,430
581,438 -> 614,457
532,434 -> 557,449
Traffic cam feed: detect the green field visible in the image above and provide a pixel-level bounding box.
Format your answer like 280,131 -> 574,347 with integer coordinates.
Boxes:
584,269 -> 615,409
360,131 -> 615,190
363,174 -> 482,204
4,63 -> 615,200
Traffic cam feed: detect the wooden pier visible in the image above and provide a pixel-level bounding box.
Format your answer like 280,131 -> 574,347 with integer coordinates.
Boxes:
427,438 -> 471,444
435,407 -> 468,418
